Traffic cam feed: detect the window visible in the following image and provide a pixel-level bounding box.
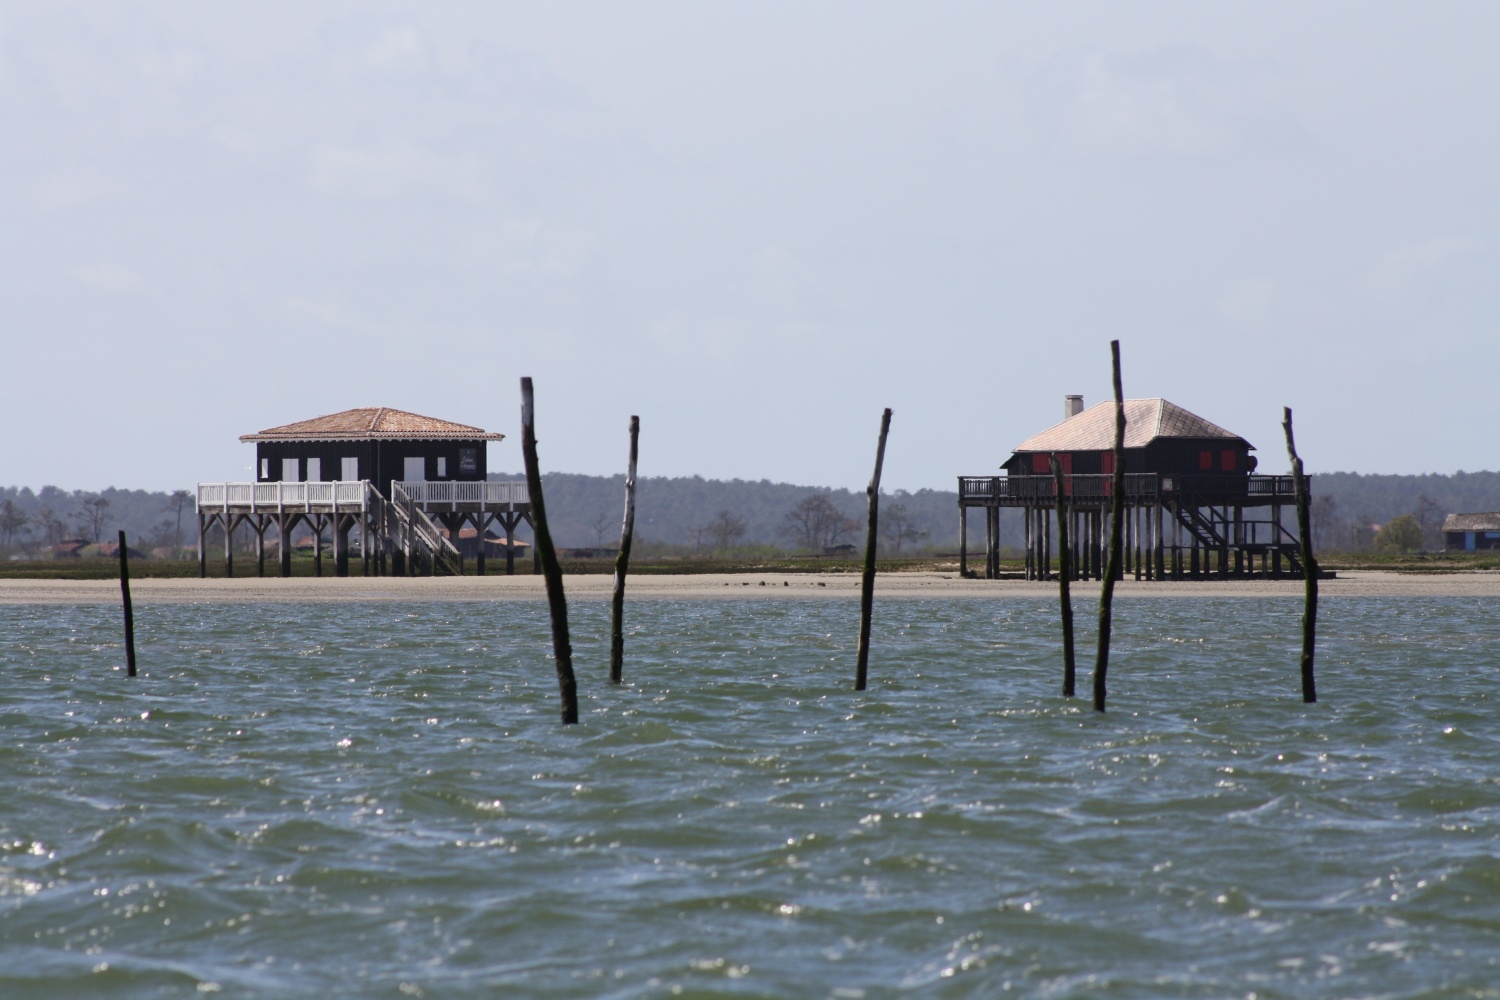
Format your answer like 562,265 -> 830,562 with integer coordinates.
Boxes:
436,456 -> 447,478
282,458 -> 300,482
1221,450 -> 1237,471
459,448 -> 477,474
260,458 -> 269,479
1199,450 -> 1213,471
306,457 -> 321,481
342,457 -> 358,481
404,456 -> 426,482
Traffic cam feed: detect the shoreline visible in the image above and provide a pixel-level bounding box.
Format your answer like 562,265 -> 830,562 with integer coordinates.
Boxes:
3,570 -> 1500,604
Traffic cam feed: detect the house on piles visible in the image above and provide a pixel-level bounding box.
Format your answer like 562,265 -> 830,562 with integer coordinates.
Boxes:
959,396 -> 1309,581
195,407 -> 532,579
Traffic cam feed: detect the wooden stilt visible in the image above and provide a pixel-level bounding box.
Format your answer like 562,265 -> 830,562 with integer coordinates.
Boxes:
855,409 -> 892,691
475,513 -> 488,577
197,512 -> 207,578
1051,454 -> 1075,697
983,503 -> 993,579
118,530 -> 136,678
224,513 -> 235,578
1093,339 -> 1127,713
334,515 -> 350,577
520,377 -> 578,725
959,505 -> 968,577
1023,507 -> 1033,580
277,515 -> 290,577
1042,506 -> 1052,580
503,512 -> 518,576
255,517 -> 266,577
1283,407 -> 1318,703
610,415 -> 640,686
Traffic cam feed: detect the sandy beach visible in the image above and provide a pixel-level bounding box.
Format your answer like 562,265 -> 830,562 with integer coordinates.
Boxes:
3,570 -> 1499,604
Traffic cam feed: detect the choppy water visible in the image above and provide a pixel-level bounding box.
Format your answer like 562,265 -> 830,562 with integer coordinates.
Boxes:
2,595 -> 1499,998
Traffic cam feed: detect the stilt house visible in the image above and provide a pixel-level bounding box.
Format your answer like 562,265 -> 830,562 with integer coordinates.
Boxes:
959,396 -> 1309,580
195,407 -> 532,579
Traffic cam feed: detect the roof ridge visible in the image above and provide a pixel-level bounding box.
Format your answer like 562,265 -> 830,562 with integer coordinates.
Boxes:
370,406 -> 385,432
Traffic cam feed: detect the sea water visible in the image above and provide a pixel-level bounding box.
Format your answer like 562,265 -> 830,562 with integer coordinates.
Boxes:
1,596 -> 1498,998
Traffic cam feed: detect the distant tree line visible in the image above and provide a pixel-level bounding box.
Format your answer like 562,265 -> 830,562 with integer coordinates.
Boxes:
0,486 -> 195,559
5,468 -> 1500,560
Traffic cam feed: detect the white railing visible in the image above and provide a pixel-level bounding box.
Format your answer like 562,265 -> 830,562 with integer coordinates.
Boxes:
196,481 -> 373,512
392,481 -> 529,508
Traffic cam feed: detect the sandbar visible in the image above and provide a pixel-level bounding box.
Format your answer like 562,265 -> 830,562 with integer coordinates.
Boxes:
2,570 -> 1499,604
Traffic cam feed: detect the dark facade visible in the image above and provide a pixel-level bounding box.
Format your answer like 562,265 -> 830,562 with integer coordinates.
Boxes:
1003,438 -> 1256,478
252,438 -> 487,499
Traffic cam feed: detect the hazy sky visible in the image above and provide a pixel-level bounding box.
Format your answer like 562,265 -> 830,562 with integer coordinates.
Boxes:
3,2 -> 1495,492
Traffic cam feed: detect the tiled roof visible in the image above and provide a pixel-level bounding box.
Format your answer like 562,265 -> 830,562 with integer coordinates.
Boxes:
240,407 -> 503,442
1011,398 -> 1250,453
1442,513 -> 1500,533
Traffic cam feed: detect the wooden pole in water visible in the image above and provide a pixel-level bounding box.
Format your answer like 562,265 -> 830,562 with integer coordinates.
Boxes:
117,530 -> 137,677
609,415 -> 640,685
1050,454 -> 1076,697
1093,340 -> 1127,712
1283,406 -> 1318,703
855,408 -> 893,691
520,377 -> 578,724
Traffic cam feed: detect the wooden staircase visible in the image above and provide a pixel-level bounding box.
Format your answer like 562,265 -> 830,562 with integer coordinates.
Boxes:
388,483 -> 463,575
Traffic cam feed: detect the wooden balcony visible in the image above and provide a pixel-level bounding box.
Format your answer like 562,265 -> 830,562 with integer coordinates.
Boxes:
196,481 -> 375,513
958,473 -> 1305,508
391,480 -> 529,513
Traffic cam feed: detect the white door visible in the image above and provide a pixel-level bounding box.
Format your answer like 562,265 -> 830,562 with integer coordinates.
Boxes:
282,458 -> 300,482
404,456 -> 426,482
342,457 -> 359,481
306,457 -> 321,482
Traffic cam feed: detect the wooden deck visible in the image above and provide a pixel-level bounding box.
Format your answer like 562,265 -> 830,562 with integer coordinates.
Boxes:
958,474 -> 1301,509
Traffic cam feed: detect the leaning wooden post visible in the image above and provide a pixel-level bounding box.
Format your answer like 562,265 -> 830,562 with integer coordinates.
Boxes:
609,415 -> 640,685
855,408 -> 893,691
117,530 -> 137,678
1093,340 -> 1127,712
1283,406 -> 1318,703
520,377 -> 578,724
1049,454 -> 1075,697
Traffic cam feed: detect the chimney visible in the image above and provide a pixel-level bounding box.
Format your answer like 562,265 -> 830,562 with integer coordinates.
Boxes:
1064,395 -> 1084,420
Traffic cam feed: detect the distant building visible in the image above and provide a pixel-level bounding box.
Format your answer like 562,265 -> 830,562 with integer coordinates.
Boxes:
1442,513 -> 1500,551
197,405 -> 532,578
960,395 -> 1307,581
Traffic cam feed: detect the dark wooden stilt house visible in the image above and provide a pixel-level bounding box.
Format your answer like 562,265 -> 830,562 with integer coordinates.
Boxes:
194,407 -> 533,579
959,397 -> 1310,581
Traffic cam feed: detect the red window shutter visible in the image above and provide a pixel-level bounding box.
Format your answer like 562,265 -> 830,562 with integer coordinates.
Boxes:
1221,450 -> 1236,471
1101,451 -> 1115,475
1199,450 -> 1213,470
1060,454 -> 1073,475
1032,454 -> 1049,474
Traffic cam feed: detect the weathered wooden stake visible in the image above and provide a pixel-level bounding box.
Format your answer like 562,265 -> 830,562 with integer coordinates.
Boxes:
855,408 -> 893,691
609,415 -> 640,685
1093,340 -> 1127,712
520,377 -> 578,724
118,530 -> 137,677
1283,406 -> 1318,703
1050,454 -> 1075,697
